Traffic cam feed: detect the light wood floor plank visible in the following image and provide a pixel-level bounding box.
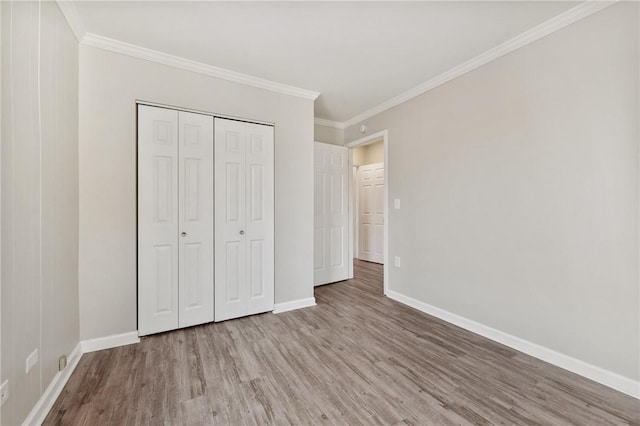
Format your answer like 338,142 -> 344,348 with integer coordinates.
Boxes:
44,260 -> 639,425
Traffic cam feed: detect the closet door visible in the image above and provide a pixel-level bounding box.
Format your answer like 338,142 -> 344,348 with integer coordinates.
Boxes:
178,111 -> 214,328
214,118 -> 274,321
138,105 -> 179,336
245,123 -> 275,315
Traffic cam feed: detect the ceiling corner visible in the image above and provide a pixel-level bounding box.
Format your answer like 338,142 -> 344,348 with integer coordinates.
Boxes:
56,1 -> 86,42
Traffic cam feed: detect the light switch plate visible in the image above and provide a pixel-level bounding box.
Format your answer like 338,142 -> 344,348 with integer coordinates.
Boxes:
394,256 -> 401,268
394,198 -> 401,210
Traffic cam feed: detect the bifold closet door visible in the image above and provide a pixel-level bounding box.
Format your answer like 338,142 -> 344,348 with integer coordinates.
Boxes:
214,118 -> 274,322
138,106 -> 179,336
177,111 -> 214,328
138,105 -> 214,336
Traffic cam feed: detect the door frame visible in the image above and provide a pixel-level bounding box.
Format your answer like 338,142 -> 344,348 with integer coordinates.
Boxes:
345,130 -> 389,295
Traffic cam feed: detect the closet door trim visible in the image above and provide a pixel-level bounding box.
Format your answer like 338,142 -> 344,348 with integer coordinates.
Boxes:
136,100 -> 274,127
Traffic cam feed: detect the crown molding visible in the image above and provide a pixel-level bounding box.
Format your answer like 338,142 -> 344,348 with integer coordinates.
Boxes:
56,0 -> 86,42
81,33 -> 320,100
314,118 -> 345,129
56,0 -> 615,122
341,0 -> 618,129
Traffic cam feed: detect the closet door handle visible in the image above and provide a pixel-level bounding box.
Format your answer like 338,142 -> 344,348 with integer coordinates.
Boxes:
239,230 -> 245,235
181,232 -> 187,237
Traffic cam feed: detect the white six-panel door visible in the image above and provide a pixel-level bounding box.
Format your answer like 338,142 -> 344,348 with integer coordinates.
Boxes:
214,118 -> 274,322
138,105 -> 214,336
178,111 -> 214,328
358,163 -> 384,264
314,142 -> 350,286
138,106 -> 181,335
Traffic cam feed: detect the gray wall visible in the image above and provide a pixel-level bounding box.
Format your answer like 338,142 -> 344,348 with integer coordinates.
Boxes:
1,1 -> 80,424
345,2 -> 639,381
79,46 -> 315,340
314,124 -> 344,145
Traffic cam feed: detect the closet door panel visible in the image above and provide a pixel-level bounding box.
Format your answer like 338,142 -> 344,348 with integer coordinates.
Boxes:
215,119 -> 248,321
245,124 -> 274,314
178,111 -> 214,328
138,105 -> 179,336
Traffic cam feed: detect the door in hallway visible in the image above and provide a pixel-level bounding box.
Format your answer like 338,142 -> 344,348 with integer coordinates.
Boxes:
358,163 -> 384,264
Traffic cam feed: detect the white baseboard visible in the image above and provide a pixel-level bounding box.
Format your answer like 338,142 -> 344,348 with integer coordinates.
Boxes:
22,343 -> 82,426
273,297 -> 317,314
81,331 -> 140,353
386,290 -> 640,399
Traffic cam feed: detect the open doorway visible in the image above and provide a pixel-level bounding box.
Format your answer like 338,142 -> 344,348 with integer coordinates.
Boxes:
346,130 -> 389,295
313,131 -> 388,293
351,138 -> 384,264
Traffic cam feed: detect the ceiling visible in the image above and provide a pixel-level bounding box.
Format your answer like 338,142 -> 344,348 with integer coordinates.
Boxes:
73,1 -> 576,123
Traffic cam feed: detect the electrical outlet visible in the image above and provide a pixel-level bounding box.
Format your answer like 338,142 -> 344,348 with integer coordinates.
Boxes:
26,349 -> 38,374
394,256 -> 401,268
59,355 -> 68,371
0,380 -> 8,407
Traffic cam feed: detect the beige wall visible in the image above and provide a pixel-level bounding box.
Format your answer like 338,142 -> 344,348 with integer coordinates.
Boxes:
345,2 -> 639,381
353,139 -> 384,166
79,46 -> 315,340
314,123 -> 344,145
1,1 -> 80,424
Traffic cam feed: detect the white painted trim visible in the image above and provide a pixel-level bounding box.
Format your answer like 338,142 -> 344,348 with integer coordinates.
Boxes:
136,100 -> 274,127
81,33 -> 320,100
55,1 -> 86,42
81,331 -> 140,354
334,1 -> 618,129
387,290 -> 640,399
346,130 -> 389,295
56,0 -> 613,122
21,343 -> 82,426
348,151 -> 355,280
55,2 -> 319,100
273,297 -> 317,314
314,118 -> 345,130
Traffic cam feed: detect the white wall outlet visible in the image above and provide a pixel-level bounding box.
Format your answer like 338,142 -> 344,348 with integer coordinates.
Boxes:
59,355 -> 68,371
0,380 -> 8,407
394,256 -> 401,268
26,349 -> 39,374
394,198 -> 401,210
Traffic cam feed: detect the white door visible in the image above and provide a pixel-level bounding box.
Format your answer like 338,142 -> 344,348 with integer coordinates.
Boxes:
138,105 -> 180,336
214,118 -> 274,322
178,111 -> 214,328
358,163 -> 384,264
138,106 -> 214,336
314,142 -> 350,286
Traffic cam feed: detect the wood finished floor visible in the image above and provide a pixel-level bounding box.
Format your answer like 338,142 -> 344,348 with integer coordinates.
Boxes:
45,260 -> 639,425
